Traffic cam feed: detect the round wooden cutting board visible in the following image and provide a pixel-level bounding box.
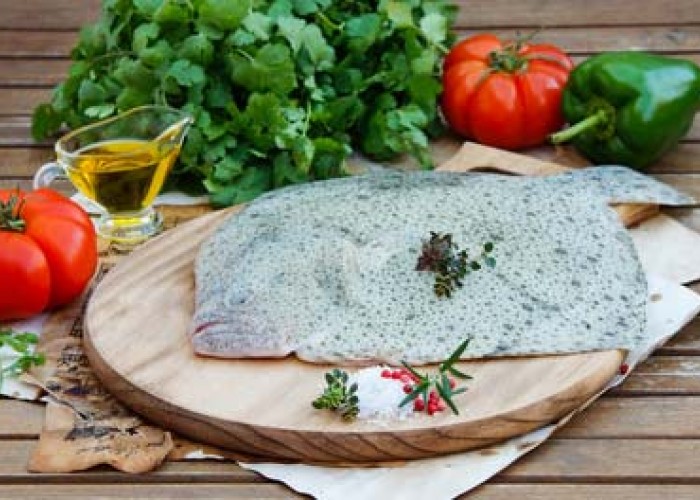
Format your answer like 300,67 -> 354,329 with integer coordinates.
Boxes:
84,207 -> 623,464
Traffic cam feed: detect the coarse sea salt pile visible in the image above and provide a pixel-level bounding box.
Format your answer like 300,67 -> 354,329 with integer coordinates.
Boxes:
349,366 -> 415,423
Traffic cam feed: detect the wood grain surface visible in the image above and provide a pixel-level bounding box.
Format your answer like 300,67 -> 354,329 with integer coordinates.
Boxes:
1,0 -> 700,496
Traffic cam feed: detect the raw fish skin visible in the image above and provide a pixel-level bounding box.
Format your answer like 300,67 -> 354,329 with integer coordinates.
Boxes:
190,168 -> 693,365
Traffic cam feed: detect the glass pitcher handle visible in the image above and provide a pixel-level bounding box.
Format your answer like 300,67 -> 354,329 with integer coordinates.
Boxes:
33,161 -> 65,190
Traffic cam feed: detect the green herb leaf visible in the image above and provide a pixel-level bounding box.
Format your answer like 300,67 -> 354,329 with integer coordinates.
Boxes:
167,59 -> 206,87
440,337 -> 472,372
0,328 -> 45,388
447,365 -> 472,380
399,380 -> 429,408
179,34 -> 214,66
198,0 -> 250,31
400,360 -> 425,383
242,13 -> 272,41
312,368 -> 360,422
385,1 -> 415,28
292,0 -> 331,16
132,23 -> 159,53
229,44 -> 297,94
134,0 -> 161,17
154,0 -> 192,26
400,338 -> 473,415
419,13 -> 447,45
435,379 -> 459,415
31,103 -> 63,140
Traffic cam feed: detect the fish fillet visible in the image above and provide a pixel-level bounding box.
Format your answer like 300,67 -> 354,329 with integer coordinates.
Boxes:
189,168 -> 693,365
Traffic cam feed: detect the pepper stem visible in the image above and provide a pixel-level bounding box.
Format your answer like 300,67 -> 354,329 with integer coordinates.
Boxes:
550,111 -> 607,144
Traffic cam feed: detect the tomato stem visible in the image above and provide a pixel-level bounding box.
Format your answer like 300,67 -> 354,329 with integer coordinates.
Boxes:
0,192 -> 26,232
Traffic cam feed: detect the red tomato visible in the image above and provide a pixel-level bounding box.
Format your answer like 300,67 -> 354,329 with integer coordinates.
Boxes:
441,33 -> 574,150
0,189 -> 97,320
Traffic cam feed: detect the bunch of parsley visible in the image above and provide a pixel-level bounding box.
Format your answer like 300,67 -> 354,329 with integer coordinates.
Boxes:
32,0 -> 456,206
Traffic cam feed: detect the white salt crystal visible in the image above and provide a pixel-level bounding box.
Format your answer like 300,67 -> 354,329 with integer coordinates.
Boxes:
349,366 -> 415,423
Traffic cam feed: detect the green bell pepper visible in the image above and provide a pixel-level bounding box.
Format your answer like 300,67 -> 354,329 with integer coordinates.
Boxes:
550,52 -> 700,170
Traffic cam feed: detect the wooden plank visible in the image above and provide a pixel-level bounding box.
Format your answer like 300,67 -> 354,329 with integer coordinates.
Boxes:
0,1 -> 100,30
646,144 -> 700,174
0,441 -> 261,483
0,148 -> 52,177
0,402 -> 44,438
0,32 -> 78,58
456,26 -> 700,54
0,32 -> 77,59
660,318 -> 700,356
0,484 -> 297,498
0,118 -> 52,147
455,0 -> 700,28
1,439 -> 699,485
0,59 -> 70,87
1,396 -> 699,457
3,437 -> 700,482
614,358 -> 700,395
0,179 -> 32,190
1,483 -> 697,500
469,485 -> 700,500
654,174 -> 700,200
559,397 -> 700,438
501,439 -> 700,481
3,0 -> 700,30
3,26 -> 699,59
0,484 -> 697,500
0,88 -> 51,115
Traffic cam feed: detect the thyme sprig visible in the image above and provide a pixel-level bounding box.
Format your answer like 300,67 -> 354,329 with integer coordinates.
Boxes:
0,327 -> 45,387
312,368 -> 359,422
399,337 -> 473,415
416,232 -> 495,298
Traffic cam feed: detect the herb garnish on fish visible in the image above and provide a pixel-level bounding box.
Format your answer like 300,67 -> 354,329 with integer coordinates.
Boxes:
416,232 -> 495,298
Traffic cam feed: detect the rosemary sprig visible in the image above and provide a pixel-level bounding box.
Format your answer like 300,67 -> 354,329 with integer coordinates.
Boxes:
312,368 -> 360,422
399,337 -> 473,415
0,327 -> 45,388
416,232 -> 495,298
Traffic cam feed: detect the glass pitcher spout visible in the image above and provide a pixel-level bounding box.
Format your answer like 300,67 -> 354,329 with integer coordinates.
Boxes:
155,113 -> 194,147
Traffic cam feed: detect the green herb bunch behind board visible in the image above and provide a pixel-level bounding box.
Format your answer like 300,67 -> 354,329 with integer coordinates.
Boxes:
33,0 -> 457,206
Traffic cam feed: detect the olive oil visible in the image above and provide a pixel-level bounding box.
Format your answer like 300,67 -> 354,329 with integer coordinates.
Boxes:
68,139 -> 180,213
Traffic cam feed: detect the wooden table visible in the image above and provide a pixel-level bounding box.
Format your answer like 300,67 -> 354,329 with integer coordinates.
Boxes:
1,1 -> 700,498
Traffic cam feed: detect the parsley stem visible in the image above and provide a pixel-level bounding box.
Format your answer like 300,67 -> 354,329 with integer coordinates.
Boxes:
316,11 -> 343,32
236,48 -> 254,63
